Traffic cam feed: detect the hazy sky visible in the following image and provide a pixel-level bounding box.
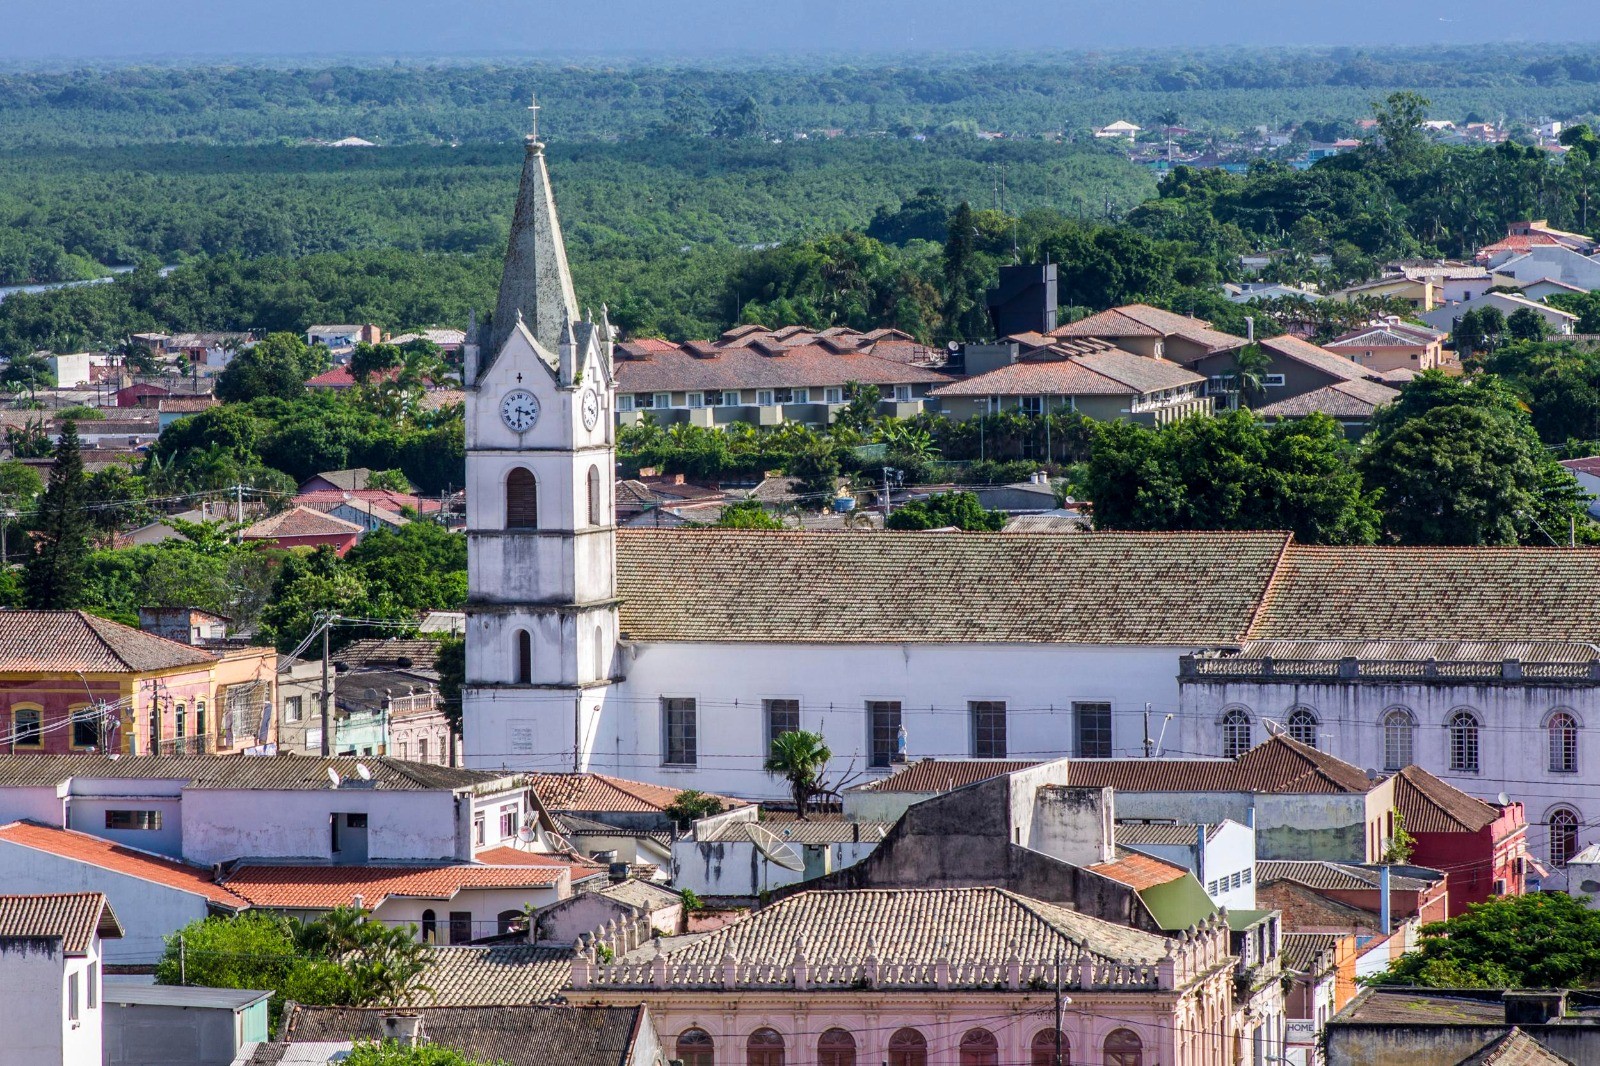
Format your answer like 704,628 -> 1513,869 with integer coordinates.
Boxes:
2,0 -> 1597,60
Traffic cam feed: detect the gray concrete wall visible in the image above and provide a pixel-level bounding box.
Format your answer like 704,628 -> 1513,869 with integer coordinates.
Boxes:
104,1003 -> 241,1066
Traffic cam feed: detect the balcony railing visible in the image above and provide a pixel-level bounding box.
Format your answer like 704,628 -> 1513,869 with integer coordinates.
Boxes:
1180,655 -> 1600,685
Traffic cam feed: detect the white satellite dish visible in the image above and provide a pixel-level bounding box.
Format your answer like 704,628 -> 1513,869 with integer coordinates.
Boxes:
326,767 -> 342,788
747,823 -> 804,873
1498,792 -> 1510,806
517,823 -> 539,844
355,763 -> 372,780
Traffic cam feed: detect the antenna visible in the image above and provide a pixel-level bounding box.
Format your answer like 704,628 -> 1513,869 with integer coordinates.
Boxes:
355,763 -> 372,780
1498,792 -> 1510,806
517,823 -> 539,844
748,823 -> 804,873
326,767 -> 342,788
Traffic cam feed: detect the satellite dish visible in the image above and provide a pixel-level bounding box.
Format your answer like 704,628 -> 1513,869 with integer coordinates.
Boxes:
517,823 -> 539,844
355,763 -> 372,780
747,824 -> 804,873
326,767 -> 342,787
1365,768 -> 1379,782
1498,792 -> 1510,806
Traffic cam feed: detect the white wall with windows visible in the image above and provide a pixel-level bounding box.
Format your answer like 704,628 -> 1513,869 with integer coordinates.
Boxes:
1180,676 -> 1600,879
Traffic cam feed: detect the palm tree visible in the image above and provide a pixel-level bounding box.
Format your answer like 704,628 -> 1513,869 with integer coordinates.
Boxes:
1230,344 -> 1274,410
764,729 -> 833,820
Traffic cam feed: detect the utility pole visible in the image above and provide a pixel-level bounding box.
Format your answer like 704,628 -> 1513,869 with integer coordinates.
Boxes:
882,467 -> 893,517
235,482 -> 244,530
320,614 -> 333,757
1143,703 -> 1153,757
1053,950 -> 1065,1066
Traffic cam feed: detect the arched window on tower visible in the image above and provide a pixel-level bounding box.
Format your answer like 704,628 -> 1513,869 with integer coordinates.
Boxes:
593,624 -> 605,682
587,464 -> 602,526
1221,708 -> 1252,759
515,630 -> 532,685
1286,707 -> 1319,748
1549,711 -> 1579,774
506,467 -> 538,529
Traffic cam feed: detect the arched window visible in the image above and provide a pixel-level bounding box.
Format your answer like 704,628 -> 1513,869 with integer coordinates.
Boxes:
497,908 -> 524,935
677,1029 -> 715,1066
515,630 -> 532,685
1449,710 -> 1481,772
587,464 -> 602,526
593,624 -> 605,681
506,467 -> 538,529
1382,709 -> 1415,771
1031,1029 -> 1070,1066
817,1029 -> 856,1066
887,1029 -> 927,1066
195,700 -> 207,740
1550,712 -> 1579,774
175,702 -> 187,740
1104,1029 -> 1144,1066
1551,807 -> 1582,867
959,1029 -> 999,1066
1221,708 -> 1252,759
1286,707 -> 1318,748
420,909 -> 437,944
747,1028 -> 784,1066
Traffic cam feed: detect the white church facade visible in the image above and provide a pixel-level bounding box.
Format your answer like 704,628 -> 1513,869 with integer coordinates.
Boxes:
460,128 -> 1600,876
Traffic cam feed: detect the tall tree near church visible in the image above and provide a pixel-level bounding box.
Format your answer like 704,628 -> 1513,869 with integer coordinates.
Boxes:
26,421 -> 91,609
765,730 -> 834,821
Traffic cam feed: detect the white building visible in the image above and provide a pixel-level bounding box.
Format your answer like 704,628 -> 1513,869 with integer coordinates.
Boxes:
46,351 -> 113,388
1418,290 -> 1577,335
0,891 -> 121,1066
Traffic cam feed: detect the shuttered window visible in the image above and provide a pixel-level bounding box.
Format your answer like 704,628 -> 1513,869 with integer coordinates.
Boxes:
506,468 -> 538,529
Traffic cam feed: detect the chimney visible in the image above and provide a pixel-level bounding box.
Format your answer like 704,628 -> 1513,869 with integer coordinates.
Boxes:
1504,990 -> 1566,1026
609,862 -> 631,883
380,1012 -> 424,1047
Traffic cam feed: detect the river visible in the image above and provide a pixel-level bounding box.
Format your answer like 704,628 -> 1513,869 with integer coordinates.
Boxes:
0,264 -> 176,304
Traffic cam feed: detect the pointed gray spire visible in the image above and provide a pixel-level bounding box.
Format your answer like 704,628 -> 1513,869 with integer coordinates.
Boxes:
488,133 -> 580,364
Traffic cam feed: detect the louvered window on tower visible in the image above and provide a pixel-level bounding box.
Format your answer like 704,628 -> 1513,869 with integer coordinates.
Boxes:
506,468 -> 538,528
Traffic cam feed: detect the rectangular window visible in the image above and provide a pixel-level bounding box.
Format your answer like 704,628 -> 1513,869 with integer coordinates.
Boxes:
418,738 -> 428,763
893,385 -> 913,402
720,390 -> 741,407
473,816 -> 485,847
824,386 -> 844,405
1074,702 -> 1113,758
449,911 -> 473,945
87,963 -> 97,1009
71,707 -> 99,749
105,810 -> 161,831
1264,374 -> 1286,387
663,697 -> 697,766
868,700 -> 903,768
790,388 -> 810,404
13,708 -> 42,748
67,972 -> 79,1022
175,704 -> 186,739
1018,396 -> 1044,416
764,699 -> 800,751
686,391 -> 707,408
398,741 -> 408,759
305,727 -> 321,752
756,389 -> 776,407
285,696 -> 303,723
618,394 -> 637,412
498,802 -> 518,839
971,701 -> 1007,758
654,392 -> 672,410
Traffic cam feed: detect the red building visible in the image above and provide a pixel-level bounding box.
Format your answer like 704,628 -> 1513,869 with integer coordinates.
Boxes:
1391,765 -> 1532,917
240,506 -> 364,556
114,383 -> 169,408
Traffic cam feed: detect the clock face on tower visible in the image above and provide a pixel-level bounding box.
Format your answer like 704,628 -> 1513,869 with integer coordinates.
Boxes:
500,389 -> 541,432
581,388 -> 600,431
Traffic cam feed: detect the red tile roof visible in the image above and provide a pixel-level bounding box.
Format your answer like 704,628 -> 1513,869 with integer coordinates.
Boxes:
614,344 -> 948,393
1065,735 -> 1376,795
854,759 -> 1043,794
0,822 -> 247,908
1088,851 -> 1190,891
0,610 -> 216,673
1561,456 -> 1600,477
294,490 -> 443,514
1052,304 -> 1247,354
0,891 -> 122,952
220,863 -> 567,909
242,506 -> 365,540
1390,766 -> 1501,834
528,772 -> 747,814
474,845 -> 607,883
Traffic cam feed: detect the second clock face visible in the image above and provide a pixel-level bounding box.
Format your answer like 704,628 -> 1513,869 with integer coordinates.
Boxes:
581,389 -> 601,431
500,389 -> 541,432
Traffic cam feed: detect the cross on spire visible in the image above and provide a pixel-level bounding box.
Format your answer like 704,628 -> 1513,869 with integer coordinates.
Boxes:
527,93 -> 541,142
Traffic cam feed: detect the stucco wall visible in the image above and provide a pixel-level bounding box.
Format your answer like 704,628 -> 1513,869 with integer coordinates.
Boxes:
103,1001 -> 244,1066
179,789 -> 460,866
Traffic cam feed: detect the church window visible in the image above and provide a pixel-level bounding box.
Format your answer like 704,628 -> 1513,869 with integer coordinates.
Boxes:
506,468 -> 538,529
748,1029 -> 785,1066
515,630 -> 532,685
1550,711 -> 1579,773
676,1030 -> 714,1066
663,698 -> 697,766
587,465 -> 602,526
1449,710 -> 1481,772
593,625 -> 605,681
1550,807 -> 1581,866
1382,709 -> 1415,770
1221,708 -> 1252,759
765,699 -> 800,751
1074,702 -> 1111,758
959,1029 -> 998,1066
1286,707 -> 1318,748
971,701 -> 1007,758
868,700 -> 903,768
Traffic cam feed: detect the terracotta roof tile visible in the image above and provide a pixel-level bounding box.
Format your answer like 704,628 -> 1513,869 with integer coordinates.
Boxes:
695,818 -> 894,846
615,345 -> 948,393
1088,851 -> 1190,890
932,349 -> 1203,399
418,946 -> 576,1005
1390,765 -> 1501,834
0,891 -> 121,952
1065,735 -> 1375,795
1257,861 -> 1440,892
529,771 -> 747,814
1461,1028 -> 1574,1066
853,759 -> 1042,794
1279,932 -> 1339,975
474,845 -> 607,882
1257,335 -> 1371,382
242,506 -> 364,540
1117,822 -> 1213,847
220,863 -> 566,909
616,529 -> 1290,645
0,822 -> 247,908
1255,379 -> 1399,419
1053,305 -> 1246,354
0,753 -> 509,791
0,609 -> 215,673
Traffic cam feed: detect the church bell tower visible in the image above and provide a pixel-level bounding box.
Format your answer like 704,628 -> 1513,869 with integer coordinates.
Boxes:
460,107 -> 619,772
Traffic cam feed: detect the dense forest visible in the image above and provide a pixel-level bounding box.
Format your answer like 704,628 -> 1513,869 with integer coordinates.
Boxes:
4,47 -> 1600,147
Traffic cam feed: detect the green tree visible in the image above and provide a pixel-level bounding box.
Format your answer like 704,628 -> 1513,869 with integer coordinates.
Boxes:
764,729 -> 834,820
1230,343 -> 1274,409
434,636 -> 464,733
344,1041 -> 505,1066
886,491 -> 1006,531
1374,893 -> 1600,989
217,332 -> 318,403
787,438 -> 842,505
663,789 -> 724,829
1370,91 -> 1432,166
1507,306 -> 1549,342
367,468 -> 414,493
1360,372 -> 1586,546
0,461 -> 43,501
834,381 -> 882,434
350,342 -> 402,384
713,498 -> 785,530
25,422 -> 91,608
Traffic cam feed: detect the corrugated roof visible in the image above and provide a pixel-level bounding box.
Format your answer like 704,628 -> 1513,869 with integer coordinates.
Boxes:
103,985 -> 271,1009
1257,861 -> 1440,892
0,754 -> 510,792
1336,988 -> 1511,1025
0,610 -> 216,673
1391,765 -> 1501,834
852,759 -> 1042,794
1065,735 -> 1375,795
0,891 -> 121,952
1116,822 -> 1213,847
1250,546 -> 1600,642
616,887 -> 1173,975
530,772 -> 746,814
0,822 -> 247,908
615,529 -> 1290,645
219,863 -> 566,909
280,1004 -> 642,1066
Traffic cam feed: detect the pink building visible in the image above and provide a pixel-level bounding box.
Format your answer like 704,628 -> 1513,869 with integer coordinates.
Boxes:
571,886 -> 1239,1066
